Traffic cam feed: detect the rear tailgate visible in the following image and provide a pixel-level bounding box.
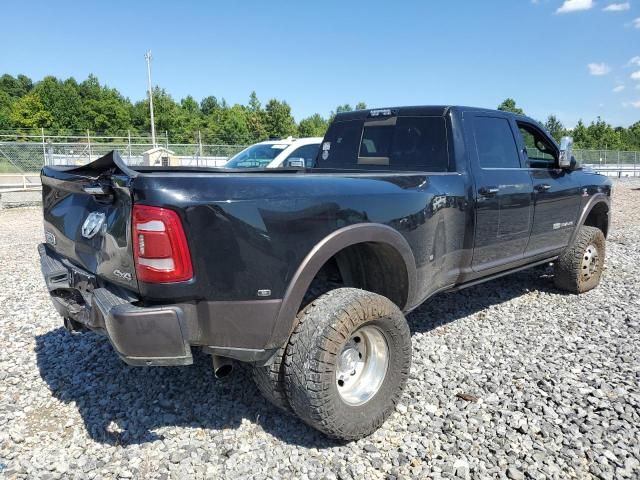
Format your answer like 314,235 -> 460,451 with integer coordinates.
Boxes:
41,151 -> 139,292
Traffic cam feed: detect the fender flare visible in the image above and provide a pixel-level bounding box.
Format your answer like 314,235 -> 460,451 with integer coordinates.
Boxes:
568,193 -> 611,245
267,223 -> 417,348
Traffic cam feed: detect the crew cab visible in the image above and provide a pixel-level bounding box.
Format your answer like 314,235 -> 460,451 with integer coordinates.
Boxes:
38,106 -> 611,440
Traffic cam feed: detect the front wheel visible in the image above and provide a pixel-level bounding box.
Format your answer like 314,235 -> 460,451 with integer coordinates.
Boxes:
554,225 -> 606,293
284,288 -> 412,441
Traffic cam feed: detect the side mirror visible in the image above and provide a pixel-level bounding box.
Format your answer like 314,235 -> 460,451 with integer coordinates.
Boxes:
285,157 -> 305,168
559,136 -> 573,169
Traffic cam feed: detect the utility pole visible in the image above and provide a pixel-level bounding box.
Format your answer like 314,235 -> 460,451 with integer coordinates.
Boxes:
144,50 -> 157,147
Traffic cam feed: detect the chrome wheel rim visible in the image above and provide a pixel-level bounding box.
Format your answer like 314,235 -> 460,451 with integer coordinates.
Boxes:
336,325 -> 389,406
581,243 -> 600,281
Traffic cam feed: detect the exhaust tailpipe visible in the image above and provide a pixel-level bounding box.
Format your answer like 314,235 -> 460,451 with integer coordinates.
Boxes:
212,355 -> 233,378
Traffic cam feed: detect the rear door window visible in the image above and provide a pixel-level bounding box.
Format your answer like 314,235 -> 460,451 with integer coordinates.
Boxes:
473,116 -> 522,169
319,116 -> 449,171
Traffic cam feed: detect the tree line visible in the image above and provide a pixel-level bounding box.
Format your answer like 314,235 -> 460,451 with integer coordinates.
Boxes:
0,73 -> 638,150
497,98 -> 640,151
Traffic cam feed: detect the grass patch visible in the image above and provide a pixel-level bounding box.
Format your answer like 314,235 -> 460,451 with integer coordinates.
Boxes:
0,161 -> 20,173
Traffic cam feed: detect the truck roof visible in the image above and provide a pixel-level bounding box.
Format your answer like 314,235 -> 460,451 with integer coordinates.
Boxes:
334,105 -> 527,122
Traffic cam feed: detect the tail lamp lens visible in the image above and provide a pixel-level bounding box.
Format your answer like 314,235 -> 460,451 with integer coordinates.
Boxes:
132,205 -> 193,283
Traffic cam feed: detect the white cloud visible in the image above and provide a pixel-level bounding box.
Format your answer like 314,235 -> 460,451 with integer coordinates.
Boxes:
613,85 -> 625,92
557,0 -> 594,13
603,2 -> 631,11
630,100 -> 640,108
631,70 -> 640,80
633,17 -> 640,28
588,63 -> 612,75
628,56 -> 640,67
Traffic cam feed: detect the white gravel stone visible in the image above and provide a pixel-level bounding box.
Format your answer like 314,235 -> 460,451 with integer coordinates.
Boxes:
0,179 -> 639,479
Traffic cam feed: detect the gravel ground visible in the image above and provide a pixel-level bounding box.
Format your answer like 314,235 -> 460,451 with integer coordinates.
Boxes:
1,179 -> 639,480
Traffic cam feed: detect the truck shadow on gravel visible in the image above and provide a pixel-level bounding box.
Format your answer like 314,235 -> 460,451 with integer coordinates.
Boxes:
34,331 -> 338,448
408,264 -> 559,334
35,265 -> 561,447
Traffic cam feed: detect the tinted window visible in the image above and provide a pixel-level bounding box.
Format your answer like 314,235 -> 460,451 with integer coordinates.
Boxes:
318,120 -> 363,168
473,117 -> 521,169
360,124 -> 394,158
284,143 -> 320,168
319,116 -> 449,171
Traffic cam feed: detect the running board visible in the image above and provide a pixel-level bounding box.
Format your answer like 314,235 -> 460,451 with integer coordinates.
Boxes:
447,257 -> 557,292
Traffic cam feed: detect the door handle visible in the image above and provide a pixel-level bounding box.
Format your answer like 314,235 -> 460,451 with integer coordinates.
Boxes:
478,186 -> 499,196
535,184 -> 551,192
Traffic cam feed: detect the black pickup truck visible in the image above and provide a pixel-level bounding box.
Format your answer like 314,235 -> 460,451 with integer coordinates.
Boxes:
39,106 -> 611,440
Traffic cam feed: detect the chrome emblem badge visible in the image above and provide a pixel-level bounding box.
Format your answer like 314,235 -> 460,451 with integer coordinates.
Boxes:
44,230 -> 56,246
113,269 -> 132,282
81,212 -> 106,239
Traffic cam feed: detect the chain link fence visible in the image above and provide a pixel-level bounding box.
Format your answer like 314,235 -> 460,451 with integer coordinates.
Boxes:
0,141 -> 247,173
0,136 -> 248,207
2,139 -> 639,173
1,136 -> 639,207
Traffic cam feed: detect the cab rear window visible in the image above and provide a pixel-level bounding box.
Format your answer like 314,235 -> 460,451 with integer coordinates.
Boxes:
319,116 -> 449,171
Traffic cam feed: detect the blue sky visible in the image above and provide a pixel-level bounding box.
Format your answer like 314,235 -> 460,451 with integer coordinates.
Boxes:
2,0 -> 639,127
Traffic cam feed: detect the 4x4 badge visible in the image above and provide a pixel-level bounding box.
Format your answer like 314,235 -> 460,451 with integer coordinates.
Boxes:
81,212 -> 106,239
113,269 -> 132,282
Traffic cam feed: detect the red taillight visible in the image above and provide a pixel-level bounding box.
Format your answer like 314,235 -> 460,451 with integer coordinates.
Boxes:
132,205 -> 193,283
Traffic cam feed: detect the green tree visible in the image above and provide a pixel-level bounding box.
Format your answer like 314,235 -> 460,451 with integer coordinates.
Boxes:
78,74 -> 101,100
544,115 -> 564,142
497,98 -> 524,115
77,74 -> 132,134
298,113 -> 328,137
176,95 -> 203,142
246,91 -> 267,141
0,91 -> 13,130
265,99 -> 297,138
218,105 -> 250,144
132,87 -> 191,141
571,120 -> 589,148
621,121 -> 640,150
585,117 -> 622,150
152,88 -> 181,136
3,71 -> 640,151
35,76 -> 82,131
0,74 -> 33,98
181,95 -> 200,115
80,96 -> 131,134
200,96 -> 220,115
248,91 -> 261,112
10,92 -> 53,129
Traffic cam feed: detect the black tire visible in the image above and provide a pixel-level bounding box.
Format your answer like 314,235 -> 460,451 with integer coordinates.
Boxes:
284,288 -> 412,441
251,345 -> 292,413
250,276 -> 339,413
554,225 -> 605,293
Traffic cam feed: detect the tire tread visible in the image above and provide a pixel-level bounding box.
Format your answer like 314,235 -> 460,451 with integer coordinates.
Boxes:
284,288 -> 411,440
554,225 -> 605,293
